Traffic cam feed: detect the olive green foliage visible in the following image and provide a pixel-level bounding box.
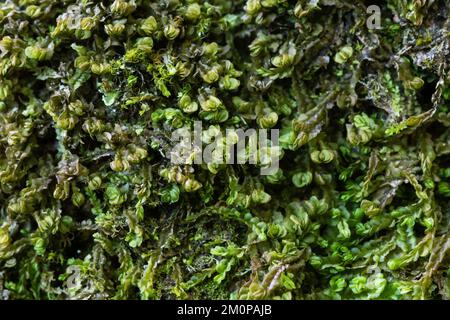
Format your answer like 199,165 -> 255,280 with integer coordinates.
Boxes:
0,0 -> 449,300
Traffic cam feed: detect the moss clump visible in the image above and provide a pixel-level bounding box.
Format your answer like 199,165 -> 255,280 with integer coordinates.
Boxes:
0,0 -> 449,300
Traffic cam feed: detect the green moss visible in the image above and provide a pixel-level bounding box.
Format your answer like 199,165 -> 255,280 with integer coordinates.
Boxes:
0,0 -> 449,300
